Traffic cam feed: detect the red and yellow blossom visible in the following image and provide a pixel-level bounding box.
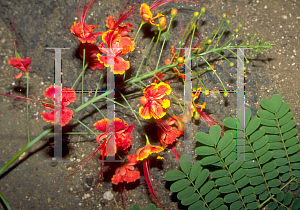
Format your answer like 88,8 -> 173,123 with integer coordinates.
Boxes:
136,144 -> 164,161
139,82 -> 171,119
158,116 -> 183,145
93,118 -> 134,155
40,85 -> 76,127
97,30 -> 135,74
139,3 -> 164,26
8,57 -> 33,79
111,154 -> 140,185
70,0 -> 103,43
106,16 -> 133,38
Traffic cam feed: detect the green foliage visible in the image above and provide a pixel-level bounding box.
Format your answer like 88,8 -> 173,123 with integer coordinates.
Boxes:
165,94 -> 300,209
130,203 -> 163,210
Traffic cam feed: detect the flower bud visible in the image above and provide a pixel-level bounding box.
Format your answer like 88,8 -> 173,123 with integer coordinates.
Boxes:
158,17 -> 167,30
171,9 -> 178,18
194,111 -> 200,120
204,90 -> 210,96
165,58 -> 171,65
201,7 -> 206,13
226,19 -> 231,25
224,91 -> 229,98
193,12 -> 200,18
222,13 -> 227,19
178,57 -> 184,64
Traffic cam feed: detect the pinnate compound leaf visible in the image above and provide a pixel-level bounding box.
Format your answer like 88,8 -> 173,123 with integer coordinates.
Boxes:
165,170 -> 186,181
180,154 -> 191,175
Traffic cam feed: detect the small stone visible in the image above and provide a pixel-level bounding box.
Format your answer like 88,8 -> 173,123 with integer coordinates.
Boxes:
282,15 -> 287,19
83,194 -> 90,199
103,191 -> 113,200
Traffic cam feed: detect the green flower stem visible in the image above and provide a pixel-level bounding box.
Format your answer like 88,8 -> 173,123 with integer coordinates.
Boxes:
82,47 -> 86,105
200,56 -> 226,91
71,64 -> 88,89
93,71 -> 104,99
0,191 -> 12,210
119,91 -> 144,132
106,97 -> 139,114
26,72 -> 30,144
134,21 -> 145,42
74,88 -> 112,113
135,35 -> 155,78
91,103 -> 106,118
142,29 -> 162,75
213,21 -> 228,49
177,17 -> 197,57
155,17 -> 174,70
0,128 -> 52,175
73,117 -> 97,137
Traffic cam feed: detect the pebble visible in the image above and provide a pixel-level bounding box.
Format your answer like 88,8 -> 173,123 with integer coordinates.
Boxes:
103,191 -> 113,201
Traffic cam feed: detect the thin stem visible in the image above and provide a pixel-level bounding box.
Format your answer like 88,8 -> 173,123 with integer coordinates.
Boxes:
71,64 -> 87,89
134,21 -> 145,42
93,71 -> 104,99
0,191 -> 12,210
73,117 -> 97,137
26,72 -> 30,144
142,30 -> 161,75
135,35 -> 155,78
0,128 -> 52,175
91,103 -> 106,118
82,47 -> 86,105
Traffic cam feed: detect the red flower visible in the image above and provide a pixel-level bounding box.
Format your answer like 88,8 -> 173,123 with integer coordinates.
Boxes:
97,30 -> 135,75
139,82 -> 171,119
136,144 -> 164,161
93,118 -> 134,156
8,57 -> 33,79
40,85 -> 76,127
158,116 -> 183,145
79,43 -> 104,70
70,0 -> 103,43
111,154 -> 140,185
106,16 -> 133,38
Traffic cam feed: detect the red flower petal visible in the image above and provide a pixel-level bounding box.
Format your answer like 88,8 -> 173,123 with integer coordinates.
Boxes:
62,87 -> 76,106
94,119 -> 107,132
14,72 -> 23,79
124,170 -> 140,183
44,85 -> 58,102
106,16 -> 115,29
61,107 -> 73,126
112,173 -> 124,185
113,56 -> 130,75
41,110 -> 55,124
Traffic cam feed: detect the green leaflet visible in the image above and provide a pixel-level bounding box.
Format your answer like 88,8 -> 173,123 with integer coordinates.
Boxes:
166,94 -> 300,210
